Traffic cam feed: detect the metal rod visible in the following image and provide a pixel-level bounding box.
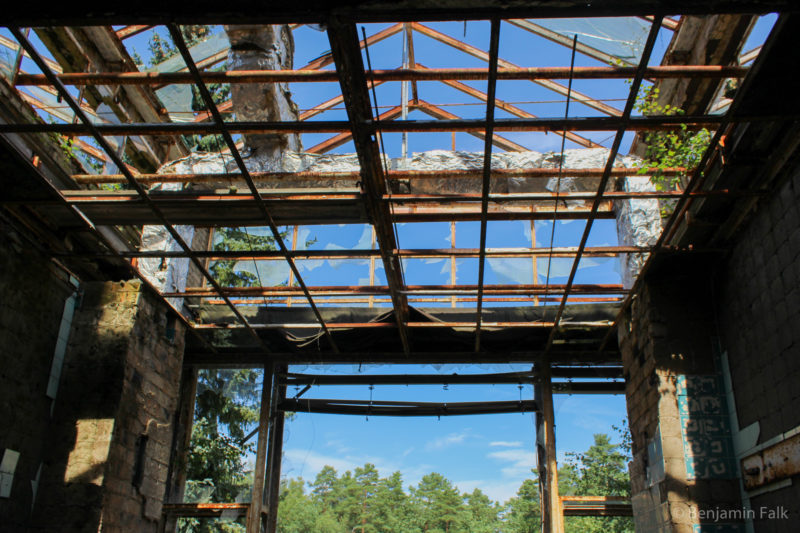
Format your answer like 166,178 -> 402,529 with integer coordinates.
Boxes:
542,34 -> 578,309
544,15 -> 665,352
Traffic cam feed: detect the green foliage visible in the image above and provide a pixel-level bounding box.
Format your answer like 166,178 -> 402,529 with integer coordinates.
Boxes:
210,227 -> 279,288
559,431 -> 634,533
504,478 -> 541,533
268,428 -> 632,533
147,26 -> 212,66
635,86 -> 711,216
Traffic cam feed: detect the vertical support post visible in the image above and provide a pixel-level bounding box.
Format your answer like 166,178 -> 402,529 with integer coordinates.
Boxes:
160,366 -> 198,533
246,365 -> 274,533
450,221 -> 457,308
287,226 -> 299,307
264,364 -> 288,533
535,361 -> 563,533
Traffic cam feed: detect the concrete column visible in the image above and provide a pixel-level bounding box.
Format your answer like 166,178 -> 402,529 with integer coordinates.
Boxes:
619,259 -> 740,533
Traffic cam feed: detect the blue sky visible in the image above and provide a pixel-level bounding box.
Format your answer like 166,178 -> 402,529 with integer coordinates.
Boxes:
279,374 -> 628,503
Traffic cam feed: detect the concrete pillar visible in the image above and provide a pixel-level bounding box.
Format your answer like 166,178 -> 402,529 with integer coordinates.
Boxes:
32,281 -> 186,532
619,258 -> 741,533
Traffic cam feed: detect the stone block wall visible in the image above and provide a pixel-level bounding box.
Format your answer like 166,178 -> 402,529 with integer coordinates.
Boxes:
717,167 -> 800,530
0,225 -> 76,531
1,221 -> 186,532
29,280 -> 186,532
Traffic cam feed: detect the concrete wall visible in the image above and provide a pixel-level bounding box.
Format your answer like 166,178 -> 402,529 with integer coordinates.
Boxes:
0,222 -> 186,532
718,168 -> 800,530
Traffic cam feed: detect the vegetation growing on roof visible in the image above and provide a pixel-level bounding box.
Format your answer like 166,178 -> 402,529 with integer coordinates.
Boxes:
635,86 -> 712,216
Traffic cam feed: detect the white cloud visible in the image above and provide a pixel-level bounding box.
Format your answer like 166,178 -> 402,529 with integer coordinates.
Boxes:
453,479 -> 521,504
487,448 -> 537,479
487,258 -> 533,284
424,431 -> 470,451
489,441 -> 523,448
283,448 -> 417,482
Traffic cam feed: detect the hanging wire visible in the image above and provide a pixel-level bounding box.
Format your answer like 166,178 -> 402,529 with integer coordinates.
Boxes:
542,34 -> 579,306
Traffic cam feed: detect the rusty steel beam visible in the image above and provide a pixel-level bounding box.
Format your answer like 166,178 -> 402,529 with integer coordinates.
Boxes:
411,22 -> 624,117
307,103 -> 404,154
115,25 -> 152,39
301,22 -> 404,70
168,24 -> 340,353
0,114 -> 729,136
278,398 -> 539,416
102,245 -> 646,260
193,71 -> 384,124
3,2 -> 798,26
414,100 -> 527,152
0,34 -> 62,73
641,15 -> 681,31
327,18 -> 411,353
419,63 -> 598,148
300,79 -> 384,121
163,503 -> 249,518
475,18 -> 502,352
741,431 -> 800,490
70,166 -> 687,185
191,320 -> 612,330
201,296 -> 624,305
13,65 -> 750,86
546,16 -> 664,352
405,23 -> 419,103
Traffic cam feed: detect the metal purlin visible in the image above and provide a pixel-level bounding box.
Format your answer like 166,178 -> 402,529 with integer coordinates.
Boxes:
167,24 -> 340,353
8,26 -> 270,352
